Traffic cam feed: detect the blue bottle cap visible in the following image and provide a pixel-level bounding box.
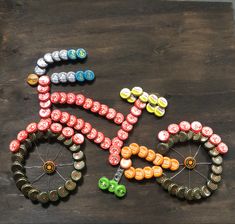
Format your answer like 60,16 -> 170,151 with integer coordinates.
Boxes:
76,48 -> 87,60
84,70 -> 95,81
75,71 -> 85,82
67,49 -> 77,60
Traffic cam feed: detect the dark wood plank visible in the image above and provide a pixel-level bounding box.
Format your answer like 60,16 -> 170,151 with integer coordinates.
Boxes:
0,1 -> 235,223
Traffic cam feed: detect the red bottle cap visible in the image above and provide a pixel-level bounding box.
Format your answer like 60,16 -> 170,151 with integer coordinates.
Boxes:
59,92 -> 67,104
40,100 -> 51,109
39,108 -> 51,118
38,92 -> 50,102
109,145 -> 121,155
158,130 -> 170,142
67,115 -> 77,127
216,142 -> 228,154
75,94 -> 85,106
108,154 -> 120,166
9,139 -> 20,153
121,121 -> 133,132
51,109 -> 62,121
112,137 -> 123,148
100,137 -> 112,150
87,128 -> 98,140
130,106 -> 142,117
126,113 -> 138,125
106,108 -> 117,120
66,93 -> 76,105
81,122 -> 92,134
91,101 -> 101,113
38,75 -> 50,86
37,85 -> 50,94
37,119 -> 50,131
74,118 -> 85,130
72,133 -> 85,144
114,113 -> 125,125
94,132 -> 105,144
179,121 -> 191,132
50,92 -> 61,104
17,130 -> 28,142
62,127 -> 74,138
26,123 -> 38,134
117,129 -> 129,140
209,134 -> 221,145
134,99 -> 146,109
98,104 -> 109,116
191,121 -> 202,133
60,112 -> 70,124
201,126 -> 213,137
50,123 -> 62,133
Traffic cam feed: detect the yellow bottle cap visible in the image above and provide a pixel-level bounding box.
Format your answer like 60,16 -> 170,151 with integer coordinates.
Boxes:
120,88 -> 131,99
131,86 -> 143,96
158,97 -> 168,108
127,94 -> 137,103
139,92 -> 149,103
148,94 -> 158,105
146,103 -> 155,113
154,106 -> 165,117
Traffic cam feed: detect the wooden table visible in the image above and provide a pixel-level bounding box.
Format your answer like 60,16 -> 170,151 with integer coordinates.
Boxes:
0,1 -> 235,223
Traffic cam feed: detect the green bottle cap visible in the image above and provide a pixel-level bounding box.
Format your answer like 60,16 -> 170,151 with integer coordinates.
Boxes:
108,180 -> 118,193
98,177 -> 110,190
114,185 -> 126,198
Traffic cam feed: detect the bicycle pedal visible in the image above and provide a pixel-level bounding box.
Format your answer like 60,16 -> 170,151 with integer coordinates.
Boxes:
98,177 -> 127,198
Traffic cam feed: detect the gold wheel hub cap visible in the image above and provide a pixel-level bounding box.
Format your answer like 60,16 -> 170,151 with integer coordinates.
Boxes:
184,157 -> 196,170
43,161 -> 56,174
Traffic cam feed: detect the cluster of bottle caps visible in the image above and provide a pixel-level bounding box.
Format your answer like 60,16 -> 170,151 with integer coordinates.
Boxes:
50,70 -> 95,84
98,177 -> 126,198
120,143 -> 179,180
33,48 -> 88,76
120,87 -> 168,117
27,48 -> 95,87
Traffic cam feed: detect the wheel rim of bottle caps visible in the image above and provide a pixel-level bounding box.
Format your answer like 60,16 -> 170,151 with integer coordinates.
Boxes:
155,121 -> 228,201
9,122 -> 85,204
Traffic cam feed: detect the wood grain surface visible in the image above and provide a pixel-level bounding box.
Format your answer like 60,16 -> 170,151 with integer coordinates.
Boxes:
0,1 -> 235,223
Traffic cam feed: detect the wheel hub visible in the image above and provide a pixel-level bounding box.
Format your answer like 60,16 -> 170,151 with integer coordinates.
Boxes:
43,161 -> 56,174
184,157 -> 196,169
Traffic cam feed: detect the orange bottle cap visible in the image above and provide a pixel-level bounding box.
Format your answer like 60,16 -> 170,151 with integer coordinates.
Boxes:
146,149 -> 156,162
124,167 -> 136,179
129,143 -> 140,155
138,146 -> 149,158
143,166 -> 154,179
162,157 -> 172,169
153,153 -> 164,166
135,168 -> 145,181
170,158 -> 180,171
121,146 -> 132,159
152,166 -> 163,177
